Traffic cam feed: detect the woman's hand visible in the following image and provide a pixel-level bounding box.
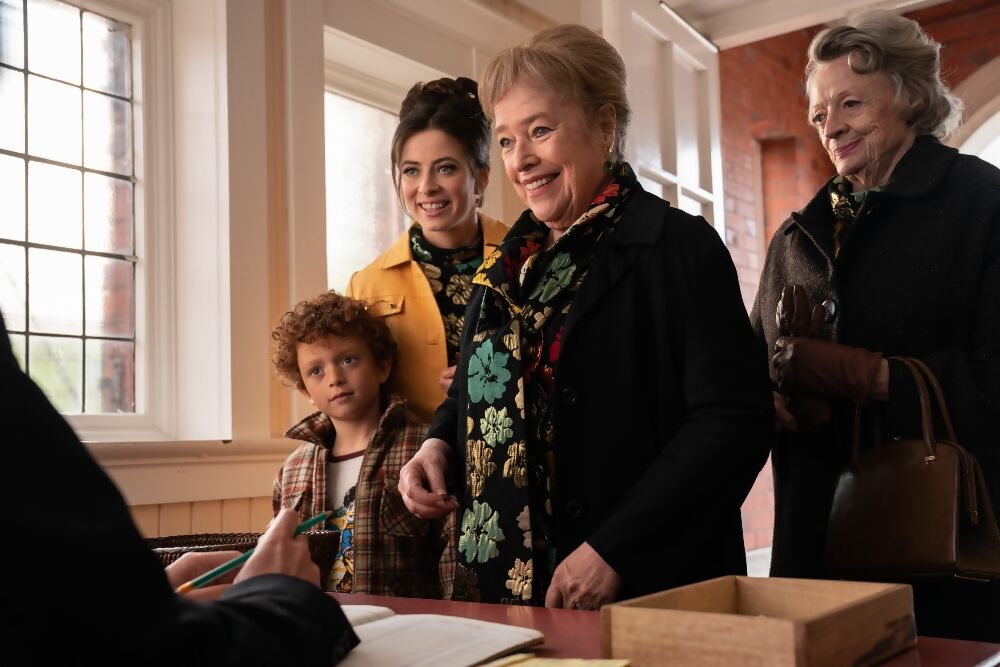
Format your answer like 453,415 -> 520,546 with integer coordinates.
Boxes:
438,365 -> 457,393
398,438 -> 458,519
544,542 -> 622,610
235,508 -> 320,587
166,551 -> 242,601
773,337 -> 886,405
776,284 -> 825,338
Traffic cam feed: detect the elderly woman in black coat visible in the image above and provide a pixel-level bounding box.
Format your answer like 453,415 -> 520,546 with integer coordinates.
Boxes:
400,24 -> 772,610
752,10 -> 1000,641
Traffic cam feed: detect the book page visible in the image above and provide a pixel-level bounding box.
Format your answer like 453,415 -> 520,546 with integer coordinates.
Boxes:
341,604 -> 395,627
337,613 -> 544,667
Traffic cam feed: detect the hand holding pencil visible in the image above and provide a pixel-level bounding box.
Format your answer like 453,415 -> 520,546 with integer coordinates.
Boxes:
169,509 -> 329,595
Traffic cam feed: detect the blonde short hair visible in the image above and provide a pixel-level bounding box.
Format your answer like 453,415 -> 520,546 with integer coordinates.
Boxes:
805,10 -> 963,138
480,24 -> 631,163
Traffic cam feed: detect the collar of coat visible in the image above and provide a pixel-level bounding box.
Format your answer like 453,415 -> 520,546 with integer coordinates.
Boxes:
283,394 -> 407,447
378,213 -> 509,269
786,134 -> 958,248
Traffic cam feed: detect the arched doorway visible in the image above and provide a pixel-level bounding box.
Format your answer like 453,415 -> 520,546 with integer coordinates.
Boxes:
949,55 -> 1000,168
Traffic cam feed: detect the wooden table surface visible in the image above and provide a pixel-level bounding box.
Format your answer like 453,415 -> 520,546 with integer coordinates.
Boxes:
334,593 -> 1000,666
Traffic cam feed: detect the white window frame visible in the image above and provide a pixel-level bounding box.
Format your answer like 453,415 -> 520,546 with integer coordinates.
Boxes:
16,0 -> 177,442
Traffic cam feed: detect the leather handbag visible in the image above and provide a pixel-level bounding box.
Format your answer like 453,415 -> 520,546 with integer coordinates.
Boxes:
825,357 -> 1000,580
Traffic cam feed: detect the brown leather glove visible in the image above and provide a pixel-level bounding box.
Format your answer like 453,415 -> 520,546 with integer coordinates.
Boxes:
774,285 -> 832,429
772,337 -> 883,405
776,284 -> 825,338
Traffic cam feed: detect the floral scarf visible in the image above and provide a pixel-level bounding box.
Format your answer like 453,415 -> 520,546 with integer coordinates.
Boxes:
409,222 -> 485,363
829,175 -> 880,258
453,163 -> 637,605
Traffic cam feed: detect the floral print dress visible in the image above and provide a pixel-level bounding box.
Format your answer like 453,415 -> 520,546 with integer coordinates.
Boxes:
409,224 -> 484,365
454,164 -> 638,605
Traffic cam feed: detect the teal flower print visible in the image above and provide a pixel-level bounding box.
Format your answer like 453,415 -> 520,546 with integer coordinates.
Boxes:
480,406 -> 514,446
530,252 -> 575,302
410,234 -> 434,263
459,500 -> 505,563
467,339 -> 511,404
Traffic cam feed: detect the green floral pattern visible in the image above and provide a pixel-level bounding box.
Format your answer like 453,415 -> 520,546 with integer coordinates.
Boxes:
480,406 -> 514,446
455,164 -> 637,605
529,253 -> 576,302
459,500 -> 505,563
467,339 -> 511,404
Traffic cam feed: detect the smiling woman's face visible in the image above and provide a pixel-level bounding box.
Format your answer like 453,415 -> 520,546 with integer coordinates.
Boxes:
808,55 -> 917,190
493,78 -> 613,234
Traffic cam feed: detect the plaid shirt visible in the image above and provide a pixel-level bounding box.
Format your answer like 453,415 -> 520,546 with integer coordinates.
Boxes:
272,396 -> 456,599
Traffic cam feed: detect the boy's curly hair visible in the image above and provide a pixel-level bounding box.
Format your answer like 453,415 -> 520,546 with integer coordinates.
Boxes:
271,291 -> 396,391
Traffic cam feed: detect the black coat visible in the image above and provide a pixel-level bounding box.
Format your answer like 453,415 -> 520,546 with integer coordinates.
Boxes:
431,188 -> 773,599
0,312 -> 358,665
751,136 -> 1000,641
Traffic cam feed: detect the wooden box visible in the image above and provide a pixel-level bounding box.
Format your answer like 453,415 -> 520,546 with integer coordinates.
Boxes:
602,576 -> 915,666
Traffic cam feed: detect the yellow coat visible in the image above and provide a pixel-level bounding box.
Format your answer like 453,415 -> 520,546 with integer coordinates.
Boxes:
346,214 -> 509,424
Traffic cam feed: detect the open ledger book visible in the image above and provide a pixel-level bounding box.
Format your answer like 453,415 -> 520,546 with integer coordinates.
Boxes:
337,605 -> 545,667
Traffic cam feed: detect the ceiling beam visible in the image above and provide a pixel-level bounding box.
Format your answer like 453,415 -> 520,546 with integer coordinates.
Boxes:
692,0 -> 949,50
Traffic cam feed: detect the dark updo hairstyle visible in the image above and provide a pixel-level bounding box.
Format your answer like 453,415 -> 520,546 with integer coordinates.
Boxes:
390,77 -> 491,209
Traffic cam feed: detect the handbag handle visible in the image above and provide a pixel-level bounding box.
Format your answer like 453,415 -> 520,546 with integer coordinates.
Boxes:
897,357 -> 979,524
902,357 -> 959,442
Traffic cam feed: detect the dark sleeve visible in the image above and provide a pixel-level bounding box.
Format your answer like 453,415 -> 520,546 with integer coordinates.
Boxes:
586,218 -> 774,577
1,314 -> 358,667
427,284 -> 485,449
884,213 -> 1000,463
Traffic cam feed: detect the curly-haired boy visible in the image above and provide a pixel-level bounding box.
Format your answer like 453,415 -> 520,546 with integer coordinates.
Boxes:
271,291 -> 453,598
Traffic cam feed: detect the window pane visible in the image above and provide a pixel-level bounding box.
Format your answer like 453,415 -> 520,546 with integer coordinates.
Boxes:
28,160 -> 81,247
85,338 -> 133,413
0,242 -> 26,330
325,92 -> 406,292
28,247 -> 81,334
27,74 -> 81,164
0,154 -> 25,240
0,0 -> 24,68
83,90 -> 131,175
8,332 -> 25,368
0,67 -> 24,152
82,11 -> 130,97
84,172 -> 132,253
29,334 -> 82,412
26,0 -> 80,84
85,255 -> 132,337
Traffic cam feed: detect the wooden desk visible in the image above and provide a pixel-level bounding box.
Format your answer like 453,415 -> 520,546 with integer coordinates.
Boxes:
334,594 -> 1000,666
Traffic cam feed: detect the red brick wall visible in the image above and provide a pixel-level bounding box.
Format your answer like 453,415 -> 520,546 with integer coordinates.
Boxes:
725,0 -> 1000,557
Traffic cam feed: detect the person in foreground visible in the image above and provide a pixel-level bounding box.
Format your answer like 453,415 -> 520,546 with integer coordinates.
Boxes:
271,291 -> 453,598
0,309 -> 358,665
347,77 -> 508,424
751,11 -> 1000,641
399,25 -> 772,609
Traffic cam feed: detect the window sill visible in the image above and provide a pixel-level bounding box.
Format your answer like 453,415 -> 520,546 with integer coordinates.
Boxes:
88,437 -> 299,506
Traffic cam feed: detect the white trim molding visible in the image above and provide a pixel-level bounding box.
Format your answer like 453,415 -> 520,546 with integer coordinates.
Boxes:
63,0 -> 177,442
92,437 -> 299,505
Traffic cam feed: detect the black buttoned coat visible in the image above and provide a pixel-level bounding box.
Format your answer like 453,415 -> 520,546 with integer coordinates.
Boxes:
430,188 -> 773,600
751,136 -> 1000,641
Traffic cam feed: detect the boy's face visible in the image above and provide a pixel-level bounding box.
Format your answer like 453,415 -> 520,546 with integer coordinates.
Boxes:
296,334 -> 390,424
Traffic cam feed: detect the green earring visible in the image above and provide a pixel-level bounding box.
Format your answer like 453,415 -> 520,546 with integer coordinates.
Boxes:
604,145 -> 614,172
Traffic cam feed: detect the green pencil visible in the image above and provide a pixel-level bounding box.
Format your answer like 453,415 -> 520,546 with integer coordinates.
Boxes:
174,510 -> 333,595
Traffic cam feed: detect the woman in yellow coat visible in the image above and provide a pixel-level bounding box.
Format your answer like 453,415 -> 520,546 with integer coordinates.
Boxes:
347,77 -> 508,423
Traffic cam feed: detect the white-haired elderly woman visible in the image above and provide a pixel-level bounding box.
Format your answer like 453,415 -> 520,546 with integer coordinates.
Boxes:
399,24 -> 772,610
753,10 -> 1000,641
